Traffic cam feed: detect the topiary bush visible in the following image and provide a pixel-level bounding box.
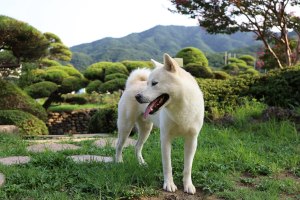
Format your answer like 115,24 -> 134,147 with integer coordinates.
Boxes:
104,73 -> 128,82
24,81 -> 58,99
213,71 -> 231,80
176,47 -> 209,67
64,96 -> 87,105
88,105 -> 118,133
0,110 -> 48,136
250,66 -> 300,108
99,78 -> 126,93
238,55 -> 255,66
184,63 -> 214,78
60,76 -> 86,94
0,79 -> 47,121
84,62 -> 128,81
86,80 -> 103,94
121,60 -> 153,72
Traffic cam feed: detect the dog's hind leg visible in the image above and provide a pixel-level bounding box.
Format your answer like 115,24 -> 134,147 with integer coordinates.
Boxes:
135,117 -> 153,165
115,119 -> 135,163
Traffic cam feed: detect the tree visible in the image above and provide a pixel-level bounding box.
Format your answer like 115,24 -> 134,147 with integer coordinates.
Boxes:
175,47 -> 208,66
169,0 -> 300,69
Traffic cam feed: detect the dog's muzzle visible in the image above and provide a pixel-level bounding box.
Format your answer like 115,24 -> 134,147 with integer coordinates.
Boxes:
135,93 -> 148,104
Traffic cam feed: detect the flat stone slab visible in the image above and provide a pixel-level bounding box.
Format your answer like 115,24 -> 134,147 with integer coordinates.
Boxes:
0,125 -> 19,134
0,173 -> 5,187
27,143 -> 80,153
68,155 -> 113,163
0,156 -> 31,165
93,138 -> 136,148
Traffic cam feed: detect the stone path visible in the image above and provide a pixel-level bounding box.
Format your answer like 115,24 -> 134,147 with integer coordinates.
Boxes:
0,137 -> 136,187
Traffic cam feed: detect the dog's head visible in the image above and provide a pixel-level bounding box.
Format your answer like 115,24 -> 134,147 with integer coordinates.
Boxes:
135,53 -> 182,118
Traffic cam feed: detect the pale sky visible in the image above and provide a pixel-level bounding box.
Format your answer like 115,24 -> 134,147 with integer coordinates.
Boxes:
0,0 -> 198,47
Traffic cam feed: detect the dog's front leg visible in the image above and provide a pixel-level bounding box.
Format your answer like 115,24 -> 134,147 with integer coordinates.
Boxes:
161,134 -> 177,192
183,134 -> 198,194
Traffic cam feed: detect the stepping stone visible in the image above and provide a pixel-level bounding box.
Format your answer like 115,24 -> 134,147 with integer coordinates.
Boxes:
0,156 -> 31,165
93,138 -> 136,148
0,125 -> 19,134
27,143 -> 80,153
0,173 -> 5,187
68,155 -> 113,163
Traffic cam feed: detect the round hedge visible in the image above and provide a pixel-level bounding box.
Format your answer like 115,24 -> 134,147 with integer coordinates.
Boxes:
60,76 -> 86,93
24,81 -> 58,99
84,62 -> 128,81
99,78 -> 126,93
0,79 -> 47,121
121,60 -> 153,72
42,69 -> 69,84
184,63 -> 214,78
86,80 -> 103,94
104,73 -> 128,82
0,110 -> 48,136
213,71 -> 231,80
88,105 -> 118,133
176,47 -> 209,67
47,66 -> 83,78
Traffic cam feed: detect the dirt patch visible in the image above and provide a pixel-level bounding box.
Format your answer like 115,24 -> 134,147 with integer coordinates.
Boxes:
141,188 -> 219,200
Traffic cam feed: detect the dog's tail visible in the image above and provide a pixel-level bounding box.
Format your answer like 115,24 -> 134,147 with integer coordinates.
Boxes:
125,68 -> 151,89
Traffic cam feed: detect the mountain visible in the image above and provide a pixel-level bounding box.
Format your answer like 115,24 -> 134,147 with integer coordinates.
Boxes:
70,25 -> 261,70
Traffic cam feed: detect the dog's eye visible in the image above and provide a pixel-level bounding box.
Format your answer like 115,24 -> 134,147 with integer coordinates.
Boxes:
151,81 -> 158,86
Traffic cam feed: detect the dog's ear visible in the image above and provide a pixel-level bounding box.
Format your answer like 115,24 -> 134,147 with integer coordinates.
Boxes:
151,59 -> 164,68
164,53 -> 178,73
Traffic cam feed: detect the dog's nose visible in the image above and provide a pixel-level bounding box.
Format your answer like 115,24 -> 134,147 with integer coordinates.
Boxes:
135,93 -> 143,103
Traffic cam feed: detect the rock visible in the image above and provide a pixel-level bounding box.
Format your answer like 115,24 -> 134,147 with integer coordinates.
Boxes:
27,143 -> 80,153
0,125 -> 19,134
93,138 -> 137,148
68,155 -> 113,163
0,156 -> 31,165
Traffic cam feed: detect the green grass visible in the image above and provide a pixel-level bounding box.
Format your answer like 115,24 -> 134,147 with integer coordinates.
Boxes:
47,103 -> 105,112
0,102 -> 299,199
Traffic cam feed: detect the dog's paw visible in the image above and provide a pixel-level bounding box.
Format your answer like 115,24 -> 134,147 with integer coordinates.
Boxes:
183,182 -> 196,194
163,181 -> 177,192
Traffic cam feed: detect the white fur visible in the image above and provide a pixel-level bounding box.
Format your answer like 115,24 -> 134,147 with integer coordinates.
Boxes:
115,53 -> 204,194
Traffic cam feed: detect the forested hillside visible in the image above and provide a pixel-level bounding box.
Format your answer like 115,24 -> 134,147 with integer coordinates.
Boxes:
70,25 -> 261,70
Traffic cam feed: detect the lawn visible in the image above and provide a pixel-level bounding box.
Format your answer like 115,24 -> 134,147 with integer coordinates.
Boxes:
0,102 -> 299,199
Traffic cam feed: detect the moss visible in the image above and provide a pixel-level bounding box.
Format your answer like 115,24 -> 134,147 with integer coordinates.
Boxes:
0,79 -> 47,121
0,110 -> 48,136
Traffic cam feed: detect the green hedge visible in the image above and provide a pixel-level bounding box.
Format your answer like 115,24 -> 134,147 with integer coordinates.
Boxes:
99,78 -> 126,93
86,80 -> 103,94
0,79 -> 47,121
88,105 -> 118,133
184,63 -> 214,78
0,110 -> 48,136
121,60 -> 153,72
24,81 -> 58,99
104,73 -> 128,82
250,66 -> 300,108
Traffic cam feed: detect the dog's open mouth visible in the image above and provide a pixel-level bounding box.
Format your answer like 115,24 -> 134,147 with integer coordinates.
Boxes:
143,94 -> 169,119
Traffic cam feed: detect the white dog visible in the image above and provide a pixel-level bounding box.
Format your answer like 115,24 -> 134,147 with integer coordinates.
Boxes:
115,53 -> 204,194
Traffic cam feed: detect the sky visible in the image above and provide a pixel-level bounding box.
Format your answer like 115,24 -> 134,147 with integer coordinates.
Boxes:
0,0 -> 199,47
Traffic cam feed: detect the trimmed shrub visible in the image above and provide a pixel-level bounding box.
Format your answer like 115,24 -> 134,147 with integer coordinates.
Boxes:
0,79 -> 47,121
105,73 -> 128,82
42,69 -> 69,84
60,77 -> 86,93
0,110 -> 48,136
24,81 -> 58,99
176,47 -> 209,67
84,62 -> 128,81
65,96 -> 87,105
88,105 -> 118,133
86,80 -> 103,94
40,58 -> 62,67
121,60 -> 153,72
47,66 -> 83,78
184,63 -> 214,78
239,55 -> 255,66
213,71 -> 231,80
250,66 -> 300,107
99,78 -> 126,93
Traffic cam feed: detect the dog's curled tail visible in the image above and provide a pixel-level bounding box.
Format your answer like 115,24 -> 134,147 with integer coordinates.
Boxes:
125,68 -> 151,89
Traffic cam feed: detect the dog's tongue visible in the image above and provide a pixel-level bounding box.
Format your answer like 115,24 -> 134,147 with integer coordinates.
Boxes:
143,99 -> 158,119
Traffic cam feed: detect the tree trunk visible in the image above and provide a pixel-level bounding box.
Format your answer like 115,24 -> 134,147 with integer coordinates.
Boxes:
42,90 -> 61,110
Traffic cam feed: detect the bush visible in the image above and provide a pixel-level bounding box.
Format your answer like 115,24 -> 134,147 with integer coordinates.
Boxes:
86,80 -> 103,94
250,66 -> 300,108
40,58 -> 62,67
239,55 -> 255,66
121,60 -> 153,72
24,81 -> 58,99
0,79 -> 47,121
88,105 -> 118,133
213,71 -> 231,80
60,77 -> 86,94
84,62 -> 128,81
0,110 -> 48,136
47,66 -> 83,78
99,78 -> 126,93
184,63 -> 214,78
104,73 -> 128,82
65,96 -> 87,105
176,47 -> 209,67
42,69 -> 69,84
